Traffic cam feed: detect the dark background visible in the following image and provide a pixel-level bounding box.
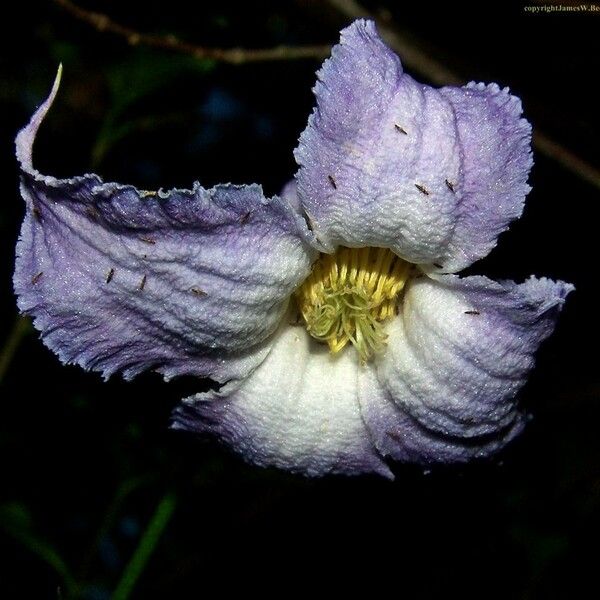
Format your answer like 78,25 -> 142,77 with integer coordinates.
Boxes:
1,1 -> 598,598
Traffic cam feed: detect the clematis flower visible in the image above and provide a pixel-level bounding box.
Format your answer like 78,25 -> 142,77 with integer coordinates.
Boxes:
15,20 -> 572,479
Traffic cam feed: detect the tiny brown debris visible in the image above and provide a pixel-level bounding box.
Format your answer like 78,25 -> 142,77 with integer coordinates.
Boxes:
140,190 -> 157,198
328,175 -> 337,189
394,124 -> 407,135
240,211 -> 251,225
139,236 -> 156,245
31,271 -> 43,285
433,263 -> 443,269
106,268 -> 115,284
415,183 -> 430,196
32,206 -> 42,221
445,179 -> 456,193
387,431 -> 402,442
138,274 -> 147,291
464,310 -> 480,315
86,206 -> 100,221
190,287 -> 207,297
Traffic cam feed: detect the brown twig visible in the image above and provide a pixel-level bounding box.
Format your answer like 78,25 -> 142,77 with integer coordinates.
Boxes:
326,0 -> 600,192
55,0 -> 599,190
53,0 -> 331,64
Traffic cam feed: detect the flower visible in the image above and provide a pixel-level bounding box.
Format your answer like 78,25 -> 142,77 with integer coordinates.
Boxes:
15,20 -> 572,479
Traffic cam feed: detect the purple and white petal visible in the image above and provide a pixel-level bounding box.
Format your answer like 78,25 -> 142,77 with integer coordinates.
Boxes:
294,20 -> 531,271
279,179 -> 301,213
15,69 -> 317,382
358,366 -> 525,464
172,321 -> 393,479
360,274 -> 573,462
437,83 -> 532,271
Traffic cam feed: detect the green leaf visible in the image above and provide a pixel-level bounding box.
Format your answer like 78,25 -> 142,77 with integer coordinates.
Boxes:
0,502 -> 77,596
112,491 -> 177,600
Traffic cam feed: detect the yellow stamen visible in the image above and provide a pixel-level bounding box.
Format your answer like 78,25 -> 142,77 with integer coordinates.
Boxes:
295,247 -> 412,362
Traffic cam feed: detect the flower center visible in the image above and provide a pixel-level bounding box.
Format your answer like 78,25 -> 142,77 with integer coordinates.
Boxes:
295,247 -> 412,362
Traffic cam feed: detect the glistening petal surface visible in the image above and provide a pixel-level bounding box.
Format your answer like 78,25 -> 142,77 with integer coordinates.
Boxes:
14,69 -> 316,381
360,274 -> 573,462
172,322 -> 393,478
294,20 -> 532,271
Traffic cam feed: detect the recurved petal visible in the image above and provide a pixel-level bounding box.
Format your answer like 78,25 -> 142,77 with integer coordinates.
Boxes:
359,366 -> 526,464
437,82 -> 532,271
14,69 -> 316,381
172,322 -> 393,479
294,20 -> 531,271
360,274 -> 573,462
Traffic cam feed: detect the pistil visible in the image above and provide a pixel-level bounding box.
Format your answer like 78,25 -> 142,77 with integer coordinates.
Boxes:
295,247 -> 411,361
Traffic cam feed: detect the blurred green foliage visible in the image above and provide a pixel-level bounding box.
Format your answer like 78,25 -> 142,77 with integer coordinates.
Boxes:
92,51 -> 216,167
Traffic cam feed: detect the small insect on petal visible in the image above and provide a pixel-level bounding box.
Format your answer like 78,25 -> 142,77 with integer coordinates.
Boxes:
394,124 -> 407,134
301,208 -> 315,233
415,184 -> 430,196
31,271 -> 43,285
139,236 -> 156,245
464,310 -> 480,315
433,263 -> 444,269
445,179 -> 456,193
138,275 -> 147,291
106,268 -> 115,284
190,287 -> 207,297
328,175 -> 337,189
32,206 -> 42,221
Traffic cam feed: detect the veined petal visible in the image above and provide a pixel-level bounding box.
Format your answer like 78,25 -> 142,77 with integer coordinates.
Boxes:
360,274 -> 573,462
294,20 -> 532,271
437,83 -> 532,271
172,321 -> 393,478
359,366 -> 526,464
14,69 -> 316,381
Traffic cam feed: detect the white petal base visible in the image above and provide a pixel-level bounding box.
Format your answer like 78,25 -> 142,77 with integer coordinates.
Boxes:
173,320 -> 393,479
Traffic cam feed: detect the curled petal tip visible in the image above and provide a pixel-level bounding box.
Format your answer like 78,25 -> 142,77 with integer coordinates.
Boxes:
16,65 -> 63,172
54,63 -> 63,91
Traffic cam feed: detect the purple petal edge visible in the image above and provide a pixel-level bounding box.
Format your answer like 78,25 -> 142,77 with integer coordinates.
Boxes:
362,274 -> 574,463
14,67 -> 317,382
294,20 -> 533,271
